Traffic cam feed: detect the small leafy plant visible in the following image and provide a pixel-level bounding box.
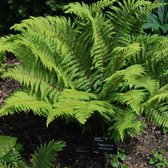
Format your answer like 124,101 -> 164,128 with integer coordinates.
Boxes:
162,127 -> 168,134
144,0 -> 168,34
148,149 -> 168,168
109,150 -> 128,168
0,135 -> 65,168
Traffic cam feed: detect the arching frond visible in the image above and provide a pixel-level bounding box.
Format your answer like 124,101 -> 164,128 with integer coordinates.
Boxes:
64,2 -> 92,19
100,64 -> 146,99
144,102 -> 168,128
105,42 -> 141,75
92,0 -> 117,13
108,110 -> 144,142
11,16 -> 92,91
129,34 -> 168,85
3,66 -> 59,101
142,84 -> 168,128
90,14 -> 114,92
114,90 -> 146,114
65,3 -> 115,92
0,91 -> 52,117
47,89 -> 114,126
107,0 -> 164,37
31,140 -> 65,168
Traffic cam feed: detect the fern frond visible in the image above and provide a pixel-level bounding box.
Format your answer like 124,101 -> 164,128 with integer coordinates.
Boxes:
47,90 -> 114,125
92,0 -> 117,13
127,34 -> 168,85
142,84 -> 168,128
145,84 -> 168,104
64,2 -> 92,19
58,89 -> 97,101
144,102 -> 168,128
134,77 -> 158,95
100,64 -> 146,99
31,140 -> 65,168
107,0 -> 164,36
0,91 -> 52,117
9,149 -> 28,168
3,66 -> 59,101
12,16 -> 91,91
114,90 -> 146,114
146,92 -> 168,103
65,3 -> 114,92
105,42 -> 141,78
0,35 -> 15,54
90,14 -> 114,92
108,110 -> 144,142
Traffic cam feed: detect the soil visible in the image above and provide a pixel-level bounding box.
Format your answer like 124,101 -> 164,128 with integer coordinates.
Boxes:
0,57 -> 168,168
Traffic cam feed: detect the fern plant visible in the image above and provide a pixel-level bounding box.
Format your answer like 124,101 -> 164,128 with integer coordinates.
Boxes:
0,136 -> 65,168
0,0 -> 168,142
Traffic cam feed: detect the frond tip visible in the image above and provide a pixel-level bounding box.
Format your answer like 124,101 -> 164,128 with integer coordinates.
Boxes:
0,91 -> 52,117
31,140 -> 65,168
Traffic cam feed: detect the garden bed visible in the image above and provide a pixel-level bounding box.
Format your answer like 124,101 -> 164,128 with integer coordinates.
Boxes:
0,76 -> 168,168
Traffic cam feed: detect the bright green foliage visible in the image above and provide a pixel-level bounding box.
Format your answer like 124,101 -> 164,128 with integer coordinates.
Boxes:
0,136 -> 65,168
0,38 -> 7,76
106,0 -> 164,37
0,0 -> 168,142
126,34 -> 168,86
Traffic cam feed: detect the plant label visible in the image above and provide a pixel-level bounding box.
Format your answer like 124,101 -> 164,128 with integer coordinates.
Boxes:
93,137 -> 118,154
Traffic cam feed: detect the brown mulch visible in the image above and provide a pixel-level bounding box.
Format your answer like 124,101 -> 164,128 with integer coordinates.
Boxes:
124,125 -> 168,168
0,78 -> 19,103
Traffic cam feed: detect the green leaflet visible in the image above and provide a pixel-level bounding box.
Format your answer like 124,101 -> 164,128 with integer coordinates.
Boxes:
0,136 -> 17,158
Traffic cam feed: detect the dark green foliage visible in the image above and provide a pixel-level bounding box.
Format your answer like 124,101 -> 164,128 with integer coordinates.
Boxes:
0,136 -> 65,168
0,0 -> 168,142
0,0 -> 99,35
109,149 -> 128,168
0,136 -> 17,158
148,149 -> 168,168
162,127 -> 168,134
144,0 -> 168,34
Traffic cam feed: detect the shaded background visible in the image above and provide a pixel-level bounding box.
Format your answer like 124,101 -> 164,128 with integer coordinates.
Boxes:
0,0 -> 99,35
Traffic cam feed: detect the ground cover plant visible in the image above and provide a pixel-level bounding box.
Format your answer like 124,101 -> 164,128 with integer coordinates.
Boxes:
148,149 -> 168,168
0,135 -> 65,168
0,0 -> 168,144
109,149 -> 128,168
